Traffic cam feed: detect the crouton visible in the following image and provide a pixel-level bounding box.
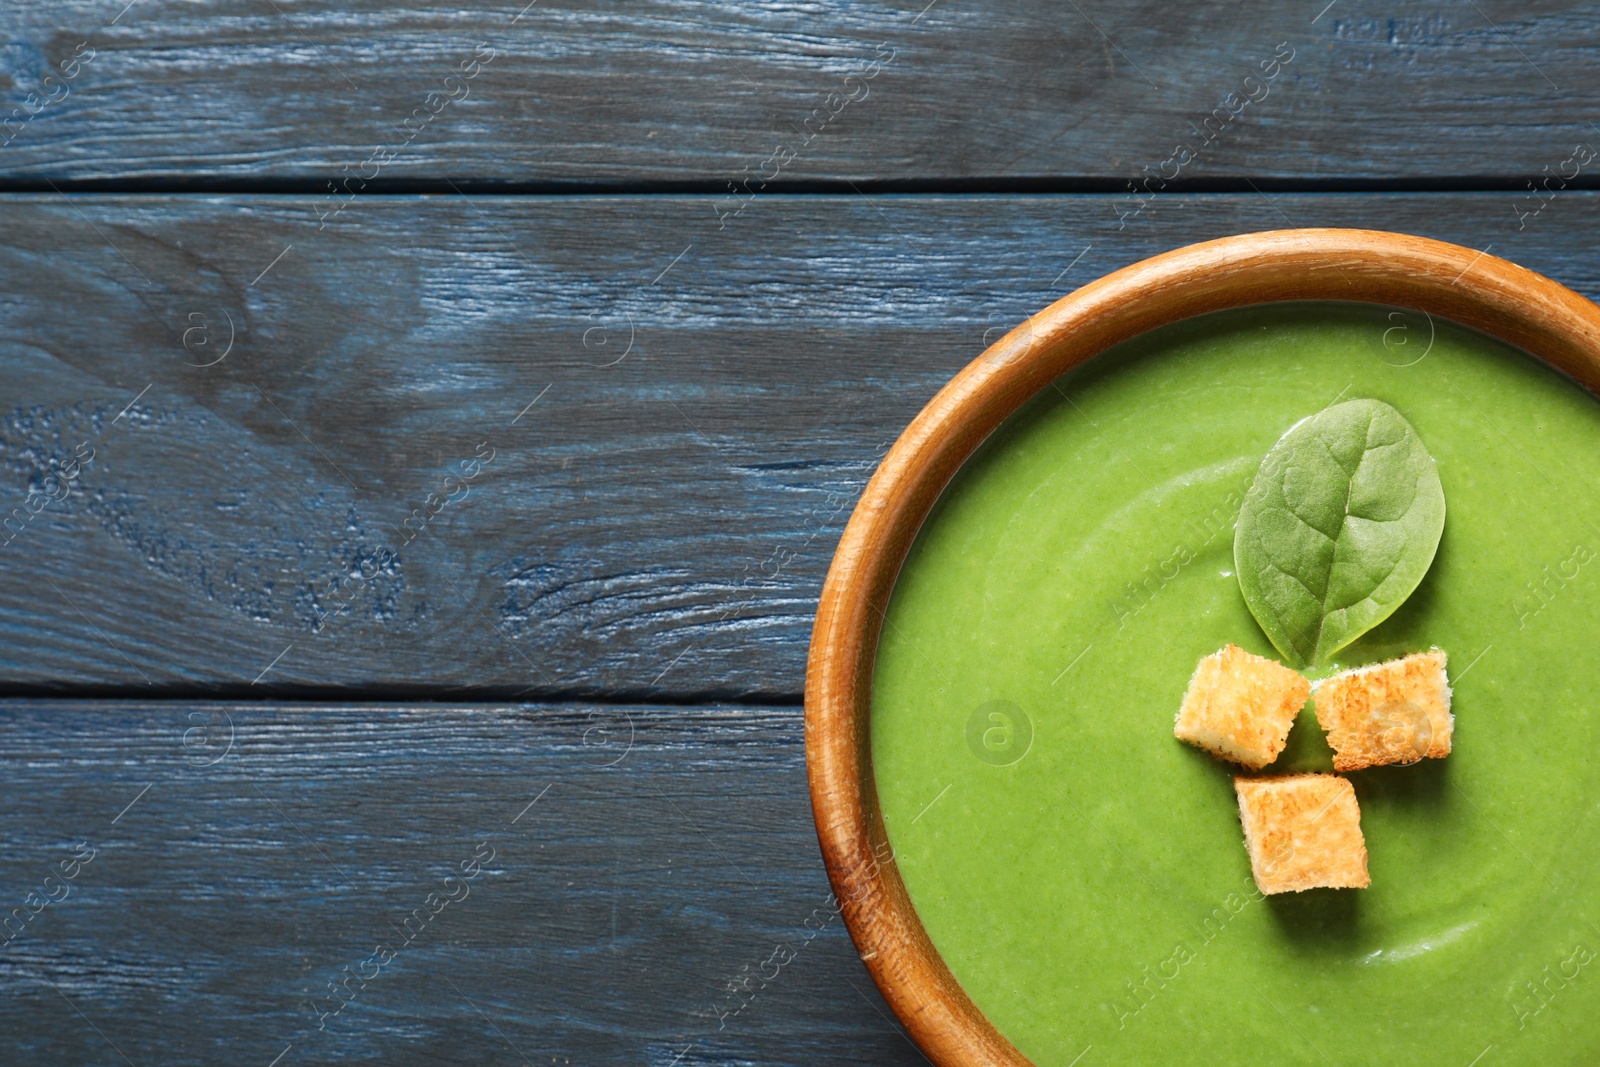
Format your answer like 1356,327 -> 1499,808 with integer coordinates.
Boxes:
1235,774 -> 1370,894
1174,644 -> 1311,769
1312,650 -> 1452,771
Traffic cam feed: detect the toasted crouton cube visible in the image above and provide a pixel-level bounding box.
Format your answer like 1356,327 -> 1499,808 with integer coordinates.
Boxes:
1174,644 -> 1310,769
1235,775 -> 1370,894
1312,650 -> 1452,772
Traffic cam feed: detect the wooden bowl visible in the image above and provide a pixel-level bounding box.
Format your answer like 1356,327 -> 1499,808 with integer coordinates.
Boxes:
804,228 -> 1600,1066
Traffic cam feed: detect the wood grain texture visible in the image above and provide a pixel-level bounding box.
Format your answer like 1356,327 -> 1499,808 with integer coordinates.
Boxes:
4,193 -> 1600,698
0,1 -> 1595,183
805,228 -> 1600,1066
0,700 -> 927,1066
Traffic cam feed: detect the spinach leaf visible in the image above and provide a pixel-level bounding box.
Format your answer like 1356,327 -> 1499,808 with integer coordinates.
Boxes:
1233,399 -> 1445,666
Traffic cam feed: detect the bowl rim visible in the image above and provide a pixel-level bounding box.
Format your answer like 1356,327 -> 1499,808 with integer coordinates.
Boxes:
803,227 -> 1600,1067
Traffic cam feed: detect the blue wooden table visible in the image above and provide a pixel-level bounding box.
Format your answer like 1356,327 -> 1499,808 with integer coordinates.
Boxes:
1,3 -> 1596,1063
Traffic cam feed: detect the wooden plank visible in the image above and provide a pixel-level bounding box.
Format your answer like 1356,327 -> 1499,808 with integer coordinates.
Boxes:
2,192 -> 1599,697
0,2 -> 1595,183
0,700 -> 928,1065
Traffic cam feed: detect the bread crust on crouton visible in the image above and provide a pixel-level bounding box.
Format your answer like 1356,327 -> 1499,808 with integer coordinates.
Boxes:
1235,774 -> 1370,894
1312,649 -> 1452,772
1174,644 -> 1311,769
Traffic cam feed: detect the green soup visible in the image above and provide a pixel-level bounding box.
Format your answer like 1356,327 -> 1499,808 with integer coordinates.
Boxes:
872,302 -> 1600,1065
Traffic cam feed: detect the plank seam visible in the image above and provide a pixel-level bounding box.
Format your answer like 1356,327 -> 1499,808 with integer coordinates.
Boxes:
0,686 -> 805,707
0,177 -> 1591,196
